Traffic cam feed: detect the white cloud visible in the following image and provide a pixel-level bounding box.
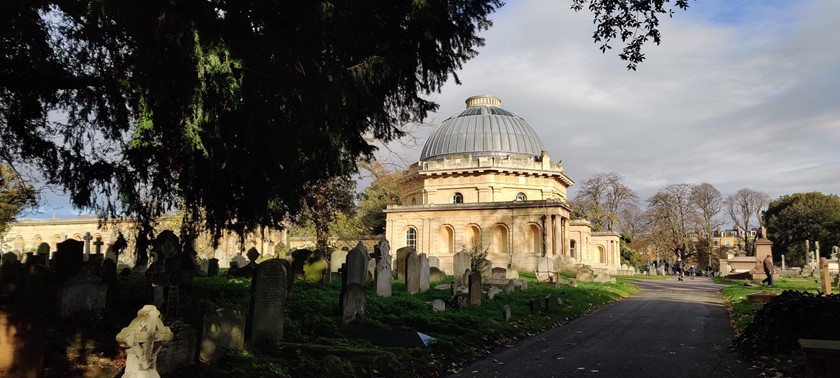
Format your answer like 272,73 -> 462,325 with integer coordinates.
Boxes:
390,0 -> 840,204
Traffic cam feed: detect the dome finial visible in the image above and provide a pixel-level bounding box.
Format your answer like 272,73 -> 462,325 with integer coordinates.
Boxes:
465,95 -> 501,108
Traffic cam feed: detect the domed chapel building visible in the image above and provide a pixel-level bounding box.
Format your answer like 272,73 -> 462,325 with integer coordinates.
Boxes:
384,95 -> 621,275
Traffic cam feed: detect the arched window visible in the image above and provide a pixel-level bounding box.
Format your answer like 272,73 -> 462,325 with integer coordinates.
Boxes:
453,192 -> 464,204
570,240 -> 577,258
515,192 -> 526,201
406,227 -> 417,250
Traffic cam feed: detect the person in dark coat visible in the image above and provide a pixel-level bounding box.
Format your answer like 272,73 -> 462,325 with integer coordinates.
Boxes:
762,255 -> 775,287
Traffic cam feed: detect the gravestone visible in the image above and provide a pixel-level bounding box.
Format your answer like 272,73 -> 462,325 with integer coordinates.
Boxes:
56,264 -> 107,319
375,239 -> 393,297
247,259 -> 287,347
820,258 -> 831,295
232,255 -> 248,270
0,306 -> 47,377
429,267 -> 446,283
576,266 -> 594,282
431,299 -> 446,312
343,242 -> 368,288
330,250 -> 348,274
116,305 -> 173,378
504,280 -> 515,294
290,249 -> 312,279
529,299 -> 541,315
544,295 -> 557,312
340,283 -> 366,324
405,250 -> 421,294
207,258 -> 219,277
1,251 -> 17,267
491,267 -> 507,279
487,286 -> 501,300
157,319 -> 197,374
452,250 -> 471,281
36,242 -> 50,256
428,256 -> 440,269
302,256 -> 327,283
93,236 -> 105,255
246,247 -> 260,265
340,243 -> 369,310
19,264 -> 55,314
199,308 -> 245,362
83,232 -> 93,261
146,231 -> 183,316
101,258 -> 118,305
54,239 -> 84,282
468,272 -> 481,306
278,258 -> 293,292
502,304 -> 511,322
594,272 -> 612,283
395,247 -> 414,281
536,257 -> 555,282
367,258 -> 376,282
419,253 -> 431,293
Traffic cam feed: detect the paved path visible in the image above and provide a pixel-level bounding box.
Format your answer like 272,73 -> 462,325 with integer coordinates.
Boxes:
449,277 -> 755,378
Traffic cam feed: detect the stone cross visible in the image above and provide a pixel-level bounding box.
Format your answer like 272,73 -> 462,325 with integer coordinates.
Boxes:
93,237 -> 105,255
83,232 -> 93,261
815,241 -> 821,260
116,305 -> 174,378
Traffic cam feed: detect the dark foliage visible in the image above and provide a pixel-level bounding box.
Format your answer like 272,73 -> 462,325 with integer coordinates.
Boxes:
735,290 -> 840,357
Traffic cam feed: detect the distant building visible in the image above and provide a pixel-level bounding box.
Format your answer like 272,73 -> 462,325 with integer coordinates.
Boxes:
384,95 -> 620,274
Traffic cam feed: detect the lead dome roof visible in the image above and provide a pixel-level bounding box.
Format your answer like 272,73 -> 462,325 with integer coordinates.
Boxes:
419,95 -> 545,161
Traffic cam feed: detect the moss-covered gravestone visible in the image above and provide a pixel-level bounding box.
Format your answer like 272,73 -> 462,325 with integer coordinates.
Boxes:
246,259 -> 287,348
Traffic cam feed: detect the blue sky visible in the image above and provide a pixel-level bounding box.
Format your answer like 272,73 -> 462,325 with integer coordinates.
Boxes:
25,0 -> 840,219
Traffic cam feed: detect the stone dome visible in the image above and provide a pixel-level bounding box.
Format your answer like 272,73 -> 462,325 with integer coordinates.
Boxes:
420,95 -> 545,161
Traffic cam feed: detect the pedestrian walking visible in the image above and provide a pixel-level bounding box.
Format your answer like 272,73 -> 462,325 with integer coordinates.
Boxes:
675,257 -> 684,281
688,265 -> 695,280
762,255 -> 775,287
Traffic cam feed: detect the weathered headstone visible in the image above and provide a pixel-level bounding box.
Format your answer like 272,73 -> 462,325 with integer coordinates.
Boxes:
820,258 -> 832,295
419,253 -> 431,293
36,242 -> 50,256
487,286 -> 501,300
491,267 -> 507,279
395,247 -> 414,281
54,239 -> 84,282
247,259 -> 287,347
468,272 -> 481,306
343,242 -> 368,288
83,232 -> 93,261
375,239 -> 393,297
504,280 -> 515,294
330,250 -> 348,274
199,308 -> 245,363
290,249 -> 312,279
302,256 -> 327,283
405,250 -> 421,294
340,283 -> 366,324
576,266 -> 594,282
544,295 -> 557,312
502,304 -> 511,322
116,305 -> 173,378
156,319 -> 197,374
207,258 -> 219,277
146,231 -> 183,316
56,264 -> 107,319
429,267 -> 446,283
529,299 -> 541,315
428,256 -> 440,269
431,299 -> 446,312
594,272 -> 612,283
536,257 -> 555,282
232,255 -> 248,270
452,250 -> 471,281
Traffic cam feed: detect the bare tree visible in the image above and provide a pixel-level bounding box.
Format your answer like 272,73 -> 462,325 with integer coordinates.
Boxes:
691,183 -> 724,266
644,184 -> 696,259
571,172 -> 638,231
618,202 -> 645,238
725,188 -> 771,255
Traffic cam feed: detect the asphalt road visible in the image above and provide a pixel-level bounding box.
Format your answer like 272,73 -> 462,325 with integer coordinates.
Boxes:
448,277 -> 756,378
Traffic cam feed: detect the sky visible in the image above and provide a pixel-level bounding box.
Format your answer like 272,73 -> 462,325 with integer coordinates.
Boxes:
28,0 -> 840,219
379,0 -> 840,204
